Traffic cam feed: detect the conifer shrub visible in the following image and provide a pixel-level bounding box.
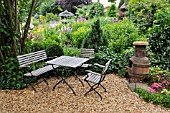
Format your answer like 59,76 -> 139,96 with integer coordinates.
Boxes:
81,19 -> 108,51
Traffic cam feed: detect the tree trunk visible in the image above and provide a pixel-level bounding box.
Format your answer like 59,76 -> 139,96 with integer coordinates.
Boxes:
21,0 -> 36,53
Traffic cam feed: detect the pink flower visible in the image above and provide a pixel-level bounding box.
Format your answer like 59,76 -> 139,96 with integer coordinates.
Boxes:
151,83 -> 162,89
77,17 -> 86,22
162,80 -> 167,84
29,33 -> 34,39
148,88 -> 156,93
36,34 -> 40,41
112,18 -> 118,23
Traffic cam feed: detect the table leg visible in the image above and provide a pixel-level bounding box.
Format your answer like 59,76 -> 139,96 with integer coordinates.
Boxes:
74,74 -> 84,87
53,77 -> 76,95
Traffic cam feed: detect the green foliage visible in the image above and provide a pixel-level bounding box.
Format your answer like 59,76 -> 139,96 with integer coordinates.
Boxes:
89,2 -> 104,18
148,67 -> 170,83
38,0 -> 61,16
45,13 -> 59,22
148,7 -> 170,70
63,47 -> 80,56
72,26 -> 91,48
107,3 -> 117,17
0,58 -> 26,89
94,46 -> 134,77
102,18 -> 146,53
46,44 -> 64,57
135,88 -> 170,108
82,19 -> 108,51
75,2 -> 104,19
130,0 -> 169,34
108,0 -> 116,3
31,42 -> 44,52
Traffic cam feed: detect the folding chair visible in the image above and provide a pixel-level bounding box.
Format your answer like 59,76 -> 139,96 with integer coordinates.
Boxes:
80,48 -> 94,68
83,59 -> 112,100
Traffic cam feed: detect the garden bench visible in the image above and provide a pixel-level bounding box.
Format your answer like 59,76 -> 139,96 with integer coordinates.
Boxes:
17,50 -> 59,92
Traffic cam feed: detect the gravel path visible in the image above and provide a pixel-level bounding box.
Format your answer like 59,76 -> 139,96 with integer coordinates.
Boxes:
0,74 -> 170,113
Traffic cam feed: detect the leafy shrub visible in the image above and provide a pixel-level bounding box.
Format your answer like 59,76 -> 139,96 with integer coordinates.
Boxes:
46,44 -> 64,57
130,0 -> 169,34
88,2 -> 104,18
148,7 -> 170,70
107,3 -> 117,17
75,2 -> 104,19
31,42 -> 44,52
63,47 -> 80,56
45,13 -> 59,22
72,26 -> 91,48
0,58 -> 26,89
148,67 -> 170,83
94,46 -> 134,77
71,20 -> 93,32
39,0 -> 61,16
82,19 -> 108,51
102,18 -> 146,53
135,88 -> 170,108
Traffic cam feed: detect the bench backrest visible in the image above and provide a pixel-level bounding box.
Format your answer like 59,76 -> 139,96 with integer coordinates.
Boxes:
17,50 -> 47,67
80,48 -> 94,59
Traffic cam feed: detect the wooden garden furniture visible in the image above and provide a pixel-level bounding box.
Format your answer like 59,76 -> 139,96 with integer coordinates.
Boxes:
17,50 -> 59,92
83,59 -> 112,100
46,56 -> 89,95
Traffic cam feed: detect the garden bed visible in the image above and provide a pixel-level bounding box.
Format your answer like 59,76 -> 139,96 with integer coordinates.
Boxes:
0,74 -> 170,113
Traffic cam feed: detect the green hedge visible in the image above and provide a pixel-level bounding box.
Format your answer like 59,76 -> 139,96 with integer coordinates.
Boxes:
134,88 -> 170,108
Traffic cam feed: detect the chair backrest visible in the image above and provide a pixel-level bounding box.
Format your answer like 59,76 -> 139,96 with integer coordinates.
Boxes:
17,50 -> 47,67
80,48 -> 94,59
102,59 -> 112,75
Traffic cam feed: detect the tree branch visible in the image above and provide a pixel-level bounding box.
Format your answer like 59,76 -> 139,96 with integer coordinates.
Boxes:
21,0 -> 36,53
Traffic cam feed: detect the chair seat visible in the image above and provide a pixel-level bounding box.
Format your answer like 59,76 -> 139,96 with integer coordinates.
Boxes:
24,65 -> 58,76
83,73 -> 101,83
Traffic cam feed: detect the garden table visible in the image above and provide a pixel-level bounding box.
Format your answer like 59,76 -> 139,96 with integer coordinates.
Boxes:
46,56 -> 89,95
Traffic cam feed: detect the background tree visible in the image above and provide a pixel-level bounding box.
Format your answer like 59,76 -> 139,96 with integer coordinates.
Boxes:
82,19 -> 108,51
0,0 -> 40,89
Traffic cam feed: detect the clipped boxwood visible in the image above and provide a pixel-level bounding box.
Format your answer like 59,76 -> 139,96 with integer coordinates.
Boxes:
46,43 -> 64,57
135,88 -> 170,108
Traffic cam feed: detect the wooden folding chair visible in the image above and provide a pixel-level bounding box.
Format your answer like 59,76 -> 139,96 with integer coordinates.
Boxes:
83,59 -> 112,100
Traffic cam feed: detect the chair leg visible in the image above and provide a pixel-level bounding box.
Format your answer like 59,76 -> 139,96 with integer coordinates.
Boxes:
93,89 -> 102,100
84,81 -> 102,100
100,84 -> 106,92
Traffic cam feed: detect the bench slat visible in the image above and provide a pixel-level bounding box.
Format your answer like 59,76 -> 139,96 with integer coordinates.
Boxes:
17,50 -> 47,67
24,65 -> 58,76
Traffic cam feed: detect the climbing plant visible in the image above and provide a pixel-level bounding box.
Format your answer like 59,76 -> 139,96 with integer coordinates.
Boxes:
0,0 -> 40,89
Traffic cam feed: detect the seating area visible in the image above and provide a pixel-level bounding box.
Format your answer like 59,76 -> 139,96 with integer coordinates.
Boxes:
1,74 -> 170,113
17,50 -> 111,99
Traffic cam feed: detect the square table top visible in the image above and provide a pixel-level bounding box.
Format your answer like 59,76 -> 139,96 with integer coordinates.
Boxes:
46,56 -> 89,68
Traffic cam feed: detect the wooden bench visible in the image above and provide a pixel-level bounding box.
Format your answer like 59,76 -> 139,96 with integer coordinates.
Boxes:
17,50 -> 59,92
80,48 -> 94,67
